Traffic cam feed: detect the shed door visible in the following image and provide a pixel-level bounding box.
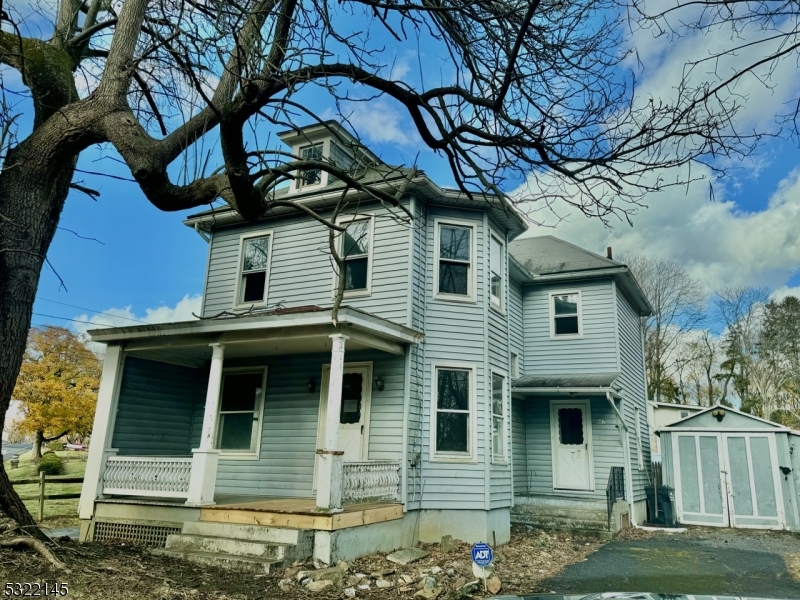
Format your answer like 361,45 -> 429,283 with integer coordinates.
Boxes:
723,433 -> 784,529
674,433 -> 728,526
550,400 -> 594,491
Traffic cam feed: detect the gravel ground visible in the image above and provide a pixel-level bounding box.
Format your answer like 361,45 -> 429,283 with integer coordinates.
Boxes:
542,526 -> 800,597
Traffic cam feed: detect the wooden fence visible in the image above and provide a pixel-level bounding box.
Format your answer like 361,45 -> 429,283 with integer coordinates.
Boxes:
12,472 -> 83,521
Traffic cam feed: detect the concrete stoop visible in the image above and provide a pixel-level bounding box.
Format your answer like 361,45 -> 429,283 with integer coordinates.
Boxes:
152,521 -> 313,573
511,496 -> 616,540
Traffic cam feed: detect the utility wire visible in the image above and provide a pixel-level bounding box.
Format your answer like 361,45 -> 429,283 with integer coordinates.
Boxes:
32,312 -> 118,327
37,297 -> 148,324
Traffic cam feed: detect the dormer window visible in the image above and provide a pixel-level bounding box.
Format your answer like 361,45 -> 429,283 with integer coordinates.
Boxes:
298,143 -> 323,188
236,233 -> 272,306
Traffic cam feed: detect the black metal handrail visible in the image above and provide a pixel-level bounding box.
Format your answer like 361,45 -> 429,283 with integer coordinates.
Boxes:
606,466 -> 625,528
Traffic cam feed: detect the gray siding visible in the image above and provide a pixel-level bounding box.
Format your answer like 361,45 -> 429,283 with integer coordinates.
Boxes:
509,278 -> 524,374
214,350 -> 405,497
522,279 -> 618,375
112,357 -> 205,456
512,398 -> 528,495
203,201 -> 410,324
616,286 -> 651,502
521,396 -> 622,500
420,206 -> 487,510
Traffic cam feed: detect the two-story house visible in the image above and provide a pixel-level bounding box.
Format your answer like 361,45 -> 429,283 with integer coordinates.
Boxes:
77,121 -> 653,568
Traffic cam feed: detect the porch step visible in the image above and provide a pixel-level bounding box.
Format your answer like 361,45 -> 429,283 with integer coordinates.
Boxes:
151,548 -> 282,574
152,521 -> 313,572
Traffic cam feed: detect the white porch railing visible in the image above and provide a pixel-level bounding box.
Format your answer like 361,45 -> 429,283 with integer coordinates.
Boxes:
102,455 -> 193,498
342,460 -> 400,504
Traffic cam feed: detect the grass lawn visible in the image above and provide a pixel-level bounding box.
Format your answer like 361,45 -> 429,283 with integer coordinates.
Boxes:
8,449 -> 87,528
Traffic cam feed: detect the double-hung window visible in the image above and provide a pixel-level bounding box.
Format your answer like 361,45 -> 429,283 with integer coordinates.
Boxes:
216,369 -> 266,458
490,235 -> 504,310
491,372 -> 506,462
550,291 -> 582,337
435,220 -> 476,301
237,234 -> 272,305
339,217 -> 372,294
298,143 -> 323,188
433,365 -> 475,460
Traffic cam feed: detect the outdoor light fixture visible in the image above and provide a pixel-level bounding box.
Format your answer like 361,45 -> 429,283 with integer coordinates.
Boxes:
307,378 -> 316,393
712,408 -> 726,422
375,376 -> 385,391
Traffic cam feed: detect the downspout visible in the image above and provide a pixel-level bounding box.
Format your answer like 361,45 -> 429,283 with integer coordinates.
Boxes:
194,223 -> 210,242
606,391 -> 637,527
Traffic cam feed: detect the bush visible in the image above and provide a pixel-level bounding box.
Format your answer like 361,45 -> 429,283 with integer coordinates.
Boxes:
37,452 -> 64,476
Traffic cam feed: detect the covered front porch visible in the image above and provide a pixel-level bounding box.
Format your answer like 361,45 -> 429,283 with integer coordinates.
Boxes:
79,306 -> 423,534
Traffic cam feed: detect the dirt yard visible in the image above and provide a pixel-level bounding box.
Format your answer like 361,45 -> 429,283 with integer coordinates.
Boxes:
0,525 -> 600,599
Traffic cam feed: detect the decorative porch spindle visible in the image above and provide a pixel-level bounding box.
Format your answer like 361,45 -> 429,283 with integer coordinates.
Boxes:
186,343 -> 224,506
316,334 -> 348,512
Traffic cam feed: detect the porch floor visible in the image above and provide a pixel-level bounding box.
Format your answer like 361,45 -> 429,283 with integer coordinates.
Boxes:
201,496 -> 404,531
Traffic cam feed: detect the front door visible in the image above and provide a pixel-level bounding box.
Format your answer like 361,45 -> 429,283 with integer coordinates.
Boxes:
314,363 -> 372,488
551,400 -> 594,491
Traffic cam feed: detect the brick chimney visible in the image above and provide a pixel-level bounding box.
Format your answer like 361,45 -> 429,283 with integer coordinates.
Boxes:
606,246 -> 613,259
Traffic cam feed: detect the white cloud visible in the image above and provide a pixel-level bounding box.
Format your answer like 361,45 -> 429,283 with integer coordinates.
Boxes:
770,286 -> 800,302
516,165 -> 800,294
344,99 -> 419,147
72,294 -> 202,336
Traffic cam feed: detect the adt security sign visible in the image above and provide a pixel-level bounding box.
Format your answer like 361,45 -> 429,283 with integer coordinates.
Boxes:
471,542 -> 493,567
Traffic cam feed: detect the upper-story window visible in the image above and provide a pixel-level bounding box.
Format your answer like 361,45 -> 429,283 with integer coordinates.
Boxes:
491,372 -> 507,462
237,233 -> 272,306
490,234 -> 504,310
550,290 -> 582,337
298,143 -> 323,188
435,219 -> 476,302
339,217 -> 373,294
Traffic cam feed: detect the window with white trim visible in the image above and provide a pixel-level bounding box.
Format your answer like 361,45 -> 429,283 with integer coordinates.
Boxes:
340,217 -> 372,293
298,143 -> 323,188
491,372 -> 506,462
216,369 -> 266,457
550,291 -> 582,337
433,366 -> 474,459
490,235 -> 504,310
238,234 -> 271,304
635,406 -> 644,469
435,221 -> 475,300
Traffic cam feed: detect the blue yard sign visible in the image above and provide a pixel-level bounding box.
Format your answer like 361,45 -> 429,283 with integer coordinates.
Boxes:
471,542 -> 493,567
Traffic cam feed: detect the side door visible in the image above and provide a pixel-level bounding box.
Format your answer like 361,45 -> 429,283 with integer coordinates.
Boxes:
550,400 -> 594,491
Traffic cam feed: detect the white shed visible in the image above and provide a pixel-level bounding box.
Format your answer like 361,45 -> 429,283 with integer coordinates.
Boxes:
660,406 -> 800,531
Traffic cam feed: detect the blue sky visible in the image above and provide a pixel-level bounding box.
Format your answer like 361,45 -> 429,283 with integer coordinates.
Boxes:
11,0 -> 800,333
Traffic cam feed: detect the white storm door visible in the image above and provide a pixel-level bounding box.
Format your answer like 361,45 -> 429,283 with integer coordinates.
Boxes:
551,400 -> 594,491
316,363 -> 373,468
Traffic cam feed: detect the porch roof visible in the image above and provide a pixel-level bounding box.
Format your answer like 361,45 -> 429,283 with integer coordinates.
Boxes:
512,372 -> 620,396
87,305 -> 423,365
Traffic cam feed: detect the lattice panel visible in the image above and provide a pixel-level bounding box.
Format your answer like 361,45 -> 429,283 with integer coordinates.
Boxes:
93,520 -> 180,547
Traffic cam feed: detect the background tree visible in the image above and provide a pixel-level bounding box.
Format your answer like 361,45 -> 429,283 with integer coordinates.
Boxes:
12,326 -> 101,460
0,0 -> 762,528
621,253 -> 708,402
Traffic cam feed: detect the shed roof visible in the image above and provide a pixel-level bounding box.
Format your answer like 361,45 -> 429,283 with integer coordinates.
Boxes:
659,405 -> 794,433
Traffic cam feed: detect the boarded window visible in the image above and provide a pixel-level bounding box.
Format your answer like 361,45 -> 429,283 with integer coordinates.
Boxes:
558,408 -> 584,445
436,368 -> 470,454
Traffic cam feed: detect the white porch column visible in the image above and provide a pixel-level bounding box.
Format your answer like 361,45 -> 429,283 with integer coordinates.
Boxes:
79,344 -> 124,520
316,334 -> 349,513
186,343 -> 224,506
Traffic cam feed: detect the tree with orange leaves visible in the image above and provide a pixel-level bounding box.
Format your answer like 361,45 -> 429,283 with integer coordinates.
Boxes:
12,326 -> 102,460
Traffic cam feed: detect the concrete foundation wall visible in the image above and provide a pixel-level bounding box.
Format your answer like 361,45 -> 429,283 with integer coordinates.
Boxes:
417,508 -> 510,545
315,514 -> 418,564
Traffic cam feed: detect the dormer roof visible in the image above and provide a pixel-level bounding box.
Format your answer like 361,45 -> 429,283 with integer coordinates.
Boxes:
277,120 -> 383,166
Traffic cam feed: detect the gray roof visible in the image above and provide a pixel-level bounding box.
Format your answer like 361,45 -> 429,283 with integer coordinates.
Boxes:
512,373 -> 619,389
509,235 -> 620,276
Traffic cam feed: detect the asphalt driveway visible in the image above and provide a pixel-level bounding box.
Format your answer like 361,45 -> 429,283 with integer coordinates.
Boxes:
542,528 -> 800,597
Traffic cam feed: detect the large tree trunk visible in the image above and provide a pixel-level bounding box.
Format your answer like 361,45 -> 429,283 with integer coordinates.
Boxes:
0,135 -> 75,530
33,432 -> 44,461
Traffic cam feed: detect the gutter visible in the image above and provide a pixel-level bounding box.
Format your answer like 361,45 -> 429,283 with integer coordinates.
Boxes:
512,386 -> 622,396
